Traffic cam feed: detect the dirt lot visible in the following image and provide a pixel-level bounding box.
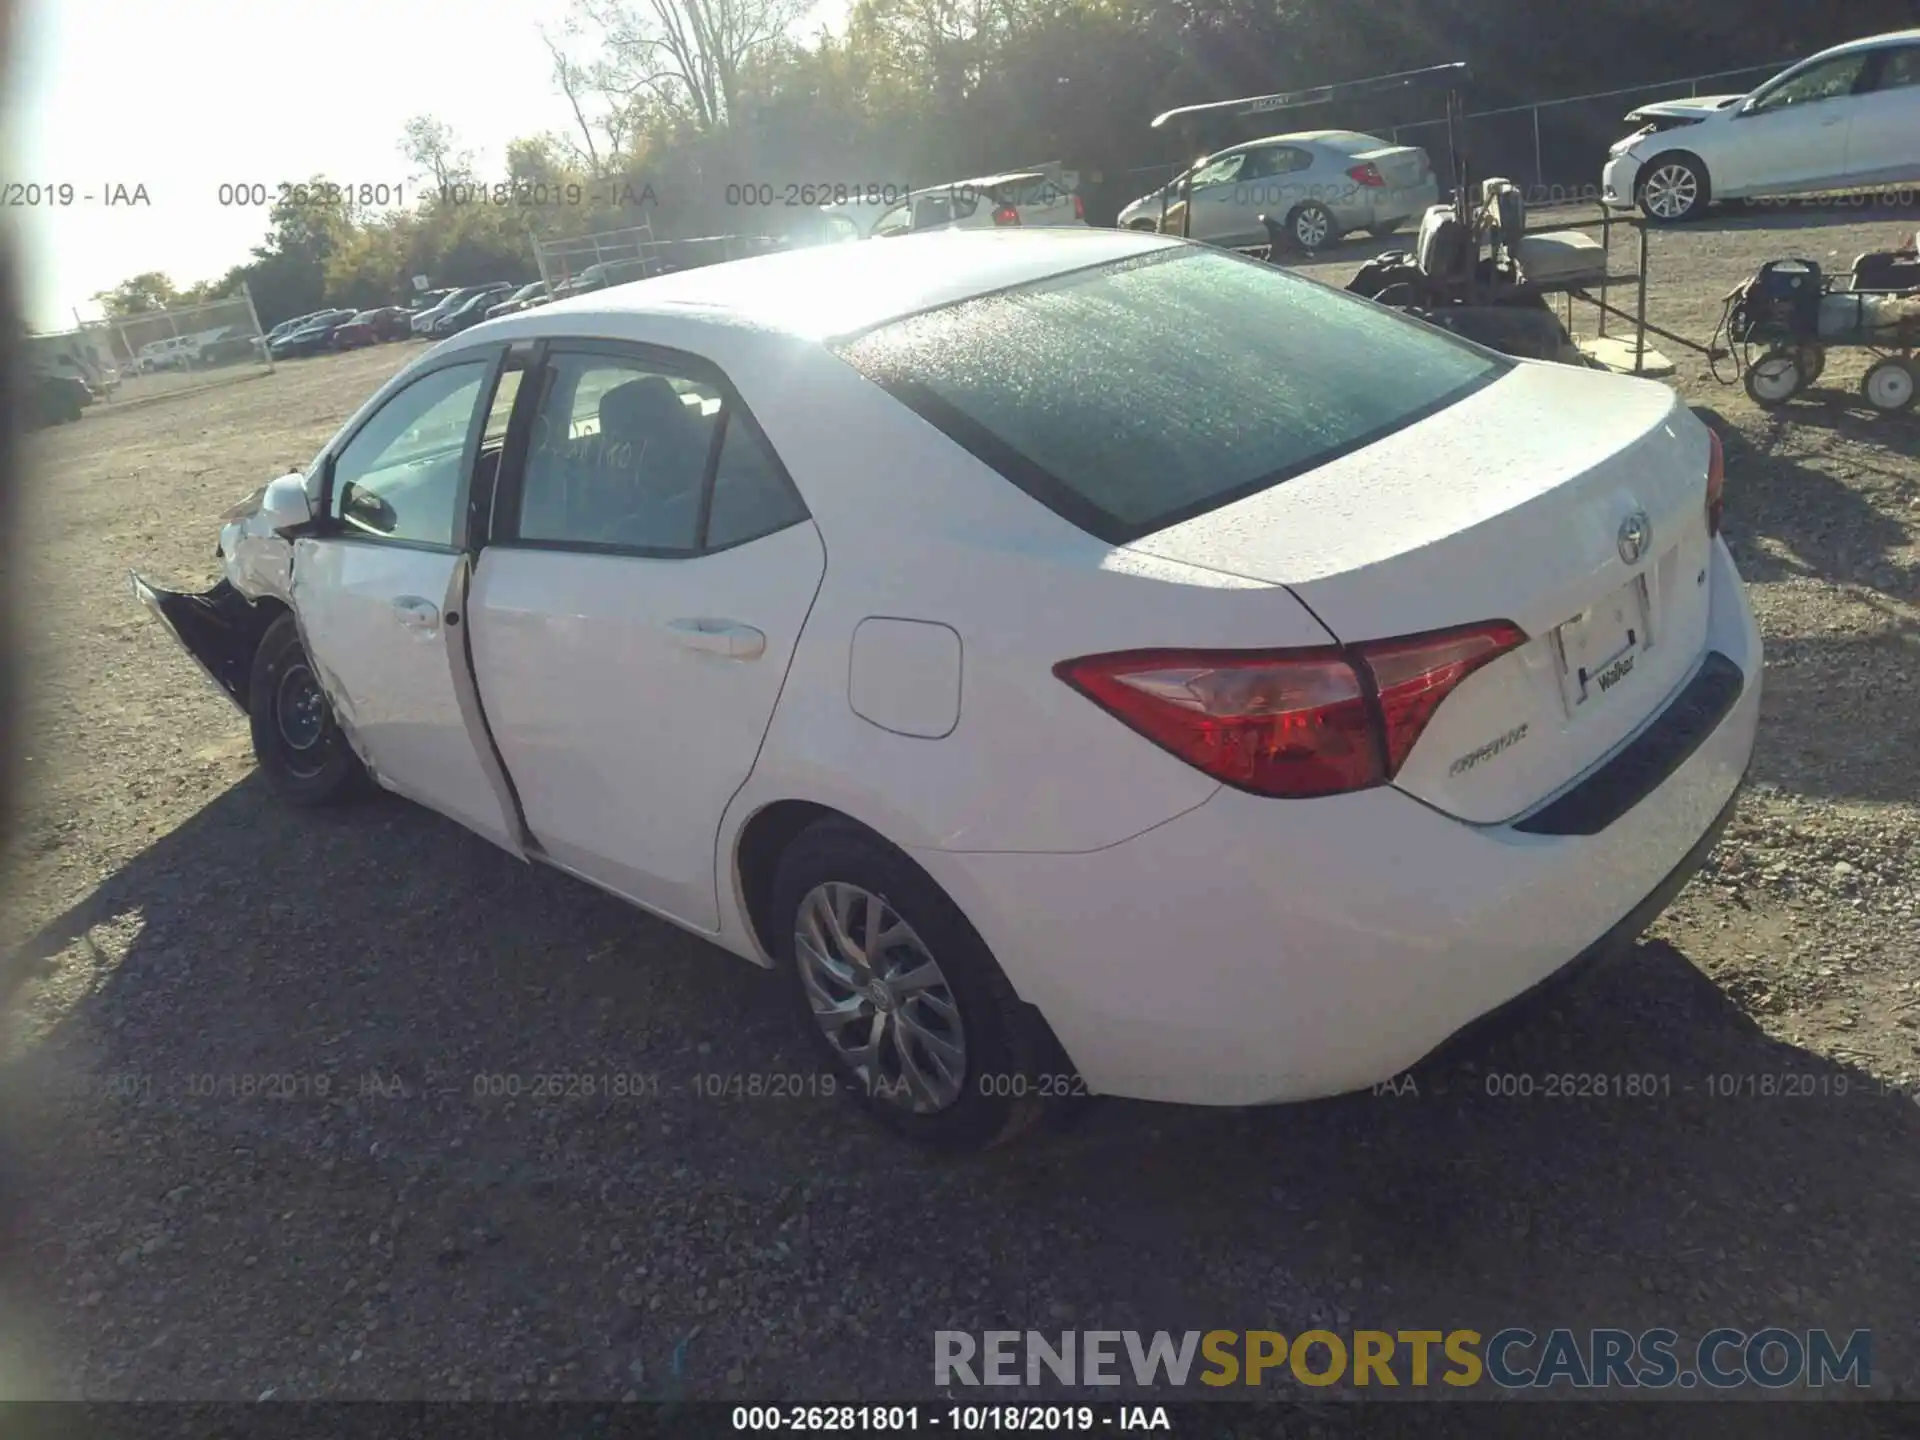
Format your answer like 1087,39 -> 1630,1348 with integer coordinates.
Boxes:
4,208 -> 1919,1411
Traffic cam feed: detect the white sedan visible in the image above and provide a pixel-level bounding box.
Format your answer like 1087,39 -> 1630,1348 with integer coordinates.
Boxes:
1603,28 -> 1920,222
134,230 -> 1761,1150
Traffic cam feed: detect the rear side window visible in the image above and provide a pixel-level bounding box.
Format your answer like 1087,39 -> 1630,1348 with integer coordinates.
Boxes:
835,248 -> 1506,544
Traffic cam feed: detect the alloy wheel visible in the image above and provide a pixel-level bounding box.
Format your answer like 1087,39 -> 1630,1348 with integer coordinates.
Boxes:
794,882 -> 967,1114
1642,164 -> 1699,220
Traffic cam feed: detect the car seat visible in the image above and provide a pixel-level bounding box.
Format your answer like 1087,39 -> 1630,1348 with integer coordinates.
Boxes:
577,376 -> 714,546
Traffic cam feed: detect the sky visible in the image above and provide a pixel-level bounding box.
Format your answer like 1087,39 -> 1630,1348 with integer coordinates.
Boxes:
9,0 -> 842,333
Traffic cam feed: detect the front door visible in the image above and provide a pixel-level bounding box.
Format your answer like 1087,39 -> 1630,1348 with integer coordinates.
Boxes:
1719,50 -> 1870,193
293,352 -> 525,852
468,345 -> 826,931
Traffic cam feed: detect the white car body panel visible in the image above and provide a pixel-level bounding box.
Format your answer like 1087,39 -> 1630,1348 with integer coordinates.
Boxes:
290,539 -> 524,853
1604,30 -> 1920,208
175,229 -> 1764,1108
916,535 -> 1760,1106
467,524 -> 828,932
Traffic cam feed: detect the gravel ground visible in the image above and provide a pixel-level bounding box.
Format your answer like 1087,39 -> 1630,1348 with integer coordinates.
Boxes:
3,208 -> 1918,1410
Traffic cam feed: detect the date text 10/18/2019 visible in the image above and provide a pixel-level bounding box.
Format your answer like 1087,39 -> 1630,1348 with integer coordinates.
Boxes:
732,1406 -> 1172,1431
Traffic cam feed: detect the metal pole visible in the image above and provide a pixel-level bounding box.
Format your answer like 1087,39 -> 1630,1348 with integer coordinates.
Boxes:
240,280 -> 274,373
1634,221 -> 1649,375
1532,106 -> 1543,191
1598,211 -> 1610,337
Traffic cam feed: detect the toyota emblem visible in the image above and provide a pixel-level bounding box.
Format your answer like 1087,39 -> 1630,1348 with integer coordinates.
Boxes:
1617,510 -> 1651,565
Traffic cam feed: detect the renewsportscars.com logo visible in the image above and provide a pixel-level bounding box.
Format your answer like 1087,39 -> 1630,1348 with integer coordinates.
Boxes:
934,1328 -> 1874,1391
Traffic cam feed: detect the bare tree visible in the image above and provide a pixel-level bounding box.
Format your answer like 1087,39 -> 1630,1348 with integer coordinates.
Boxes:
399,116 -> 477,194
543,26 -> 643,175
568,0 -> 812,133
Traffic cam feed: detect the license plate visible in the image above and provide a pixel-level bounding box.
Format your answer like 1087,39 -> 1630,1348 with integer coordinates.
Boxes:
1552,574 -> 1653,717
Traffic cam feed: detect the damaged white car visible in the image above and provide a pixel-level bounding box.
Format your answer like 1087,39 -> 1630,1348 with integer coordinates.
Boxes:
136,231 -> 1759,1151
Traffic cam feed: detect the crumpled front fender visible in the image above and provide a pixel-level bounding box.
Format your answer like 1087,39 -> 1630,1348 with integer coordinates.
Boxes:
129,573 -> 282,712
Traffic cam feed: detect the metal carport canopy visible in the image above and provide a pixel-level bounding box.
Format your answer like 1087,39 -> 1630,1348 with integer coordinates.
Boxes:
1149,61 -> 1471,129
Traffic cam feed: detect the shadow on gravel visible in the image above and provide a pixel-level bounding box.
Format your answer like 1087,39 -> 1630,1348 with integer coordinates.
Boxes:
1695,405 -> 1915,593
9,779 -> 1920,1404
1672,201 -> 1920,238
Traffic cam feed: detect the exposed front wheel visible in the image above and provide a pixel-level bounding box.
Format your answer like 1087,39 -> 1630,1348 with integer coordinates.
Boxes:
770,820 -> 1064,1151
248,613 -> 366,806
1638,154 -> 1709,223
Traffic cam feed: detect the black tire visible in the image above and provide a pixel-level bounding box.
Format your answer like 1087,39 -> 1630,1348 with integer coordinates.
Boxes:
1636,152 -> 1710,224
1285,201 -> 1339,254
247,612 -> 365,806
770,819 -> 1065,1152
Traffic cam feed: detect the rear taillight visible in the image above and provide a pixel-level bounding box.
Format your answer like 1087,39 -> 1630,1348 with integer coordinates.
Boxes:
1705,427 -> 1725,536
1347,163 -> 1386,187
1055,621 -> 1527,799
1072,193 -> 1085,220
992,204 -> 1021,226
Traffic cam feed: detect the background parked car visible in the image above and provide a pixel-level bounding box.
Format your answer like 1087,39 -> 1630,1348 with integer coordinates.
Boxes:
27,373 -> 90,427
332,308 -> 414,349
199,327 -> 269,366
485,281 -> 551,320
269,310 -> 357,360
1118,130 -> 1438,250
429,284 -> 518,337
412,285 -> 511,336
866,172 -> 1089,238
1602,29 -> 1920,223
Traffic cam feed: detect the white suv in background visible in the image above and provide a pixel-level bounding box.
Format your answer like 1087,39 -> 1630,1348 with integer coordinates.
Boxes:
1603,29 -> 1920,222
867,172 -> 1087,237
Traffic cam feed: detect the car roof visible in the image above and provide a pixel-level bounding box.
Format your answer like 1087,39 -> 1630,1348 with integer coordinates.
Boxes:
1818,28 -> 1920,56
515,228 -> 1180,342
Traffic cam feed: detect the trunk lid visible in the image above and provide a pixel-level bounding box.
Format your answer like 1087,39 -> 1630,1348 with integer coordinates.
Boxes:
1352,143 -> 1430,190
1123,362 -> 1719,824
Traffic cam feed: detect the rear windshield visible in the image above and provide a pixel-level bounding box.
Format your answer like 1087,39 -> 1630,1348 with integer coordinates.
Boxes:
1318,130 -> 1390,154
835,247 -> 1506,544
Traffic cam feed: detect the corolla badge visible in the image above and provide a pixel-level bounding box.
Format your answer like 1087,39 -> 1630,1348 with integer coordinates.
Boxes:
1617,509 -> 1652,565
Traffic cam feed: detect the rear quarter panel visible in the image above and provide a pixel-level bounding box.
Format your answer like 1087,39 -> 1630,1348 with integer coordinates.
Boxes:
707,338 -> 1336,861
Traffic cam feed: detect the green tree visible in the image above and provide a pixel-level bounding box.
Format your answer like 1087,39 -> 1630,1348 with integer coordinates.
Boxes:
92,271 -> 178,317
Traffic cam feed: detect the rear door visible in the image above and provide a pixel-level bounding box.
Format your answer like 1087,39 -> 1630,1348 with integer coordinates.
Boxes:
293,348 -> 528,850
1843,43 -> 1920,186
467,342 -> 826,931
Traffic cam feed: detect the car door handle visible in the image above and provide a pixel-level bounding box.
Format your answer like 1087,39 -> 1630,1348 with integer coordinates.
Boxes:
665,618 -> 766,659
391,596 -> 440,632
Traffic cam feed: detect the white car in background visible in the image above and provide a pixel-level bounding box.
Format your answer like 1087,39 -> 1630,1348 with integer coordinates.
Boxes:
1117,130 -> 1438,250
133,231 -> 1758,1151
862,172 -> 1087,236
1603,29 -> 1920,223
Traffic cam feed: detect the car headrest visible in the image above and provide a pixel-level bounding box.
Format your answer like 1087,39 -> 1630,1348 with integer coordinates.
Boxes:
598,376 -> 689,452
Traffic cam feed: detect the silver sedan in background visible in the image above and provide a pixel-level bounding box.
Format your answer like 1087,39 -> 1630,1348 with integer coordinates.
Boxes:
1118,129 -> 1439,251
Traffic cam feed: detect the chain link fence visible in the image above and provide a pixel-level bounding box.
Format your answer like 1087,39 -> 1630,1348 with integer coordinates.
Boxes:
70,290 -> 272,407
532,224 -> 783,294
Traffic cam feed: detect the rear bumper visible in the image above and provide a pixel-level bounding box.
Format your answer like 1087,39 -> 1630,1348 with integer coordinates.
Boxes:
130,572 -> 273,713
914,537 -> 1762,1107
